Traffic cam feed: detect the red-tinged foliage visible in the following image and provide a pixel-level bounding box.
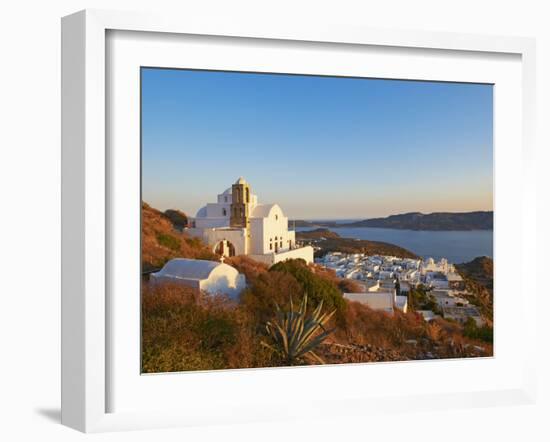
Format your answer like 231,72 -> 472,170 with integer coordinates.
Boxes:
142,283 -> 273,373
239,270 -> 304,326
141,202 -> 493,373
224,255 -> 269,280
141,202 -> 218,273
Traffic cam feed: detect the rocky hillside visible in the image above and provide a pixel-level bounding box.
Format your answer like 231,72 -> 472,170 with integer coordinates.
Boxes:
295,228 -> 341,240
457,256 -> 493,282
141,202 -> 217,273
455,256 -> 494,322
143,256 -> 493,373
290,219 -> 337,228
296,229 -> 419,259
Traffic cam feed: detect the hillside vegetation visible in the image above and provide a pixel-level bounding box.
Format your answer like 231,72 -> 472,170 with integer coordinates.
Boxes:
456,256 -> 494,323
163,209 -> 188,229
141,202 -> 217,273
142,256 -> 493,373
141,203 -> 493,373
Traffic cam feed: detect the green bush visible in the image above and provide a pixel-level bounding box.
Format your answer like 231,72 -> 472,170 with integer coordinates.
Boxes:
463,317 -> 493,343
409,286 -> 439,313
156,232 -> 181,251
185,236 -> 203,248
269,259 -> 346,318
164,209 -> 188,228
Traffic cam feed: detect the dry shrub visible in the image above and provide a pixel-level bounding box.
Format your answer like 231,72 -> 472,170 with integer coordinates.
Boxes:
431,317 -> 462,339
431,317 -> 493,357
142,282 -> 200,312
240,271 -> 303,326
310,264 -> 339,283
334,301 -> 425,354
425,321 -> 442,341
142,282 -> 276,373
337,278 -> 363,293
225,255 -> 268,280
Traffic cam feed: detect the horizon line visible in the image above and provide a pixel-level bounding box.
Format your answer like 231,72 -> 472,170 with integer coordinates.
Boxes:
144,201 -> 493,220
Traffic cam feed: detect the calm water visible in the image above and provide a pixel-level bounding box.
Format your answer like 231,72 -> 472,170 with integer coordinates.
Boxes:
297,226 -> 493,264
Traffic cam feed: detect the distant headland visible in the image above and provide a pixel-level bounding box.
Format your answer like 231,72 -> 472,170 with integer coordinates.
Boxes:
291,211 -> 493,231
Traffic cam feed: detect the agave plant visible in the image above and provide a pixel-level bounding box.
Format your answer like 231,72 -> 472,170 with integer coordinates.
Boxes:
261,294 -> 336,365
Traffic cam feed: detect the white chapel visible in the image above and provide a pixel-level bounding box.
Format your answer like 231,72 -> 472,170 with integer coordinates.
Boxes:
186,177 -> 314,266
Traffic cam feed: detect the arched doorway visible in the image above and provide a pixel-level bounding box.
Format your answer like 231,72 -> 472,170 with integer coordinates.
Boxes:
214,240 -> 236,258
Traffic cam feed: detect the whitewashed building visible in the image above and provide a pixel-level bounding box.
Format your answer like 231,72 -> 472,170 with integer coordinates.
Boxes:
421,257 -> 450,274
343,289 -> 408,314
344,291 -> 395,314
441,306 -> 484,326
187,178 -> 314,266
150,258 -> 246,299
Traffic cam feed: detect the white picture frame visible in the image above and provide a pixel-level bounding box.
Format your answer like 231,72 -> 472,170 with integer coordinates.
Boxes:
61,9 -> 537,433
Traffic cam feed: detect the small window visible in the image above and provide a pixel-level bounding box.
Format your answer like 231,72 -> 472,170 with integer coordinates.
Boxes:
280,241 -> 283,248
222,208 -> 227,216
275,214 -> 278,221
224,196 -> 227,202
269,243 -> 273,250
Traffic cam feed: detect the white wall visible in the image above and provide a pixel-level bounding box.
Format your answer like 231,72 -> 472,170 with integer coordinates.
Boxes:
205,202 -> 231,219
1,1 -> 549,442
272,246 -> 314,265
254,205 -> 293,254
249,217 -> 265,254
199,265 -> 246,299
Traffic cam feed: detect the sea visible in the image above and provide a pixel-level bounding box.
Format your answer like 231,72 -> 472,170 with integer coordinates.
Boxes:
296,223 -> 493,264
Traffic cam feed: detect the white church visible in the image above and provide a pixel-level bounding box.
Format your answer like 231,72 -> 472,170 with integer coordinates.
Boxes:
150,258 -> 246,299
186,177 -> 314,266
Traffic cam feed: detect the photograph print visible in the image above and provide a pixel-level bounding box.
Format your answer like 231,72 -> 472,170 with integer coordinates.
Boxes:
141,68 -> 494,373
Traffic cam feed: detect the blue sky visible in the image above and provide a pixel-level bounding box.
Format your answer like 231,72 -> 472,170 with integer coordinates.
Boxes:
141,68 -> 493,219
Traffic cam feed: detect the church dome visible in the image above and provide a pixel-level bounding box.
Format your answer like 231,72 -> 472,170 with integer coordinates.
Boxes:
195,206 -> 207,218
235,176 -> 247,185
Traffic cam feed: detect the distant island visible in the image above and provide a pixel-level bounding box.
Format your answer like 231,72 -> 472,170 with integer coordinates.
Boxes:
291,211 -> 493,231
296,228 -> 419,259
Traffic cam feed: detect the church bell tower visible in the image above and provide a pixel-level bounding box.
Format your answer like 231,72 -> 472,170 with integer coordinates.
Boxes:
230,177 -> 251,228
